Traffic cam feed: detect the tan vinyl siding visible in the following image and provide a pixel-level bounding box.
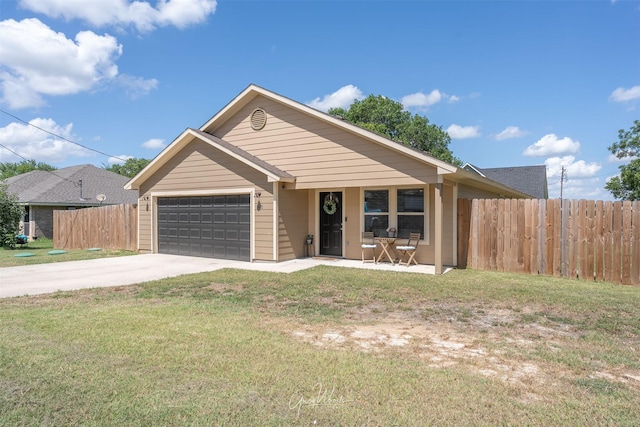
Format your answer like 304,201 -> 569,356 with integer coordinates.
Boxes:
344,187 -> 362,260
138,198 -> 152,253
277,189 -> 310,261
138,138 -> 274,260
212,97 -> 440,188
458,183 -> 502,199
254,199 -> 273,260
442,184 -> 455,265
395,184 -> 453,266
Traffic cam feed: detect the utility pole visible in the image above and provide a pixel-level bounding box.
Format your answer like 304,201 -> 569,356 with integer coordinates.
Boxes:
559,166 -> 567,276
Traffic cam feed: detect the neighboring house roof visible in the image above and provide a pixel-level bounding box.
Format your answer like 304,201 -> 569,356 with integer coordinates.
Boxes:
462,163 -> 548,199
126,84 -> 530,199
5,164 -> 139,206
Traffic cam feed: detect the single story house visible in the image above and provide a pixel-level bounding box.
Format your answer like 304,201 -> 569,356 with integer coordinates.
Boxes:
6,164 -> 139,240
462,163 -> 548,199
125,85 -> 528,273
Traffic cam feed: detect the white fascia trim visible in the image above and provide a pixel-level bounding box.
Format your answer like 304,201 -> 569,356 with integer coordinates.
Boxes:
202,85 -> 458,175
461,163 -> 486,177
150,188 -> 255,197
125,128 -> 193,190
189,129 -> 294,183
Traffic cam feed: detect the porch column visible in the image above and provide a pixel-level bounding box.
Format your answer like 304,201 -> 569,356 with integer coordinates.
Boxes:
434,182 -> 443,275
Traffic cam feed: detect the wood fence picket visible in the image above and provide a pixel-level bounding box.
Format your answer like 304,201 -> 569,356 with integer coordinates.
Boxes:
53,204 -> 137,251
457,198 -> 639,286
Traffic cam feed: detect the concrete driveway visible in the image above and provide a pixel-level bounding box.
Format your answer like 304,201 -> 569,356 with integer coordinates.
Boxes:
0,253 -> 441,298
0,254 -> 305,298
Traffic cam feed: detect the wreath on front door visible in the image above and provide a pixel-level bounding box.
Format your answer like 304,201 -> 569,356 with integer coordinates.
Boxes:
323,193 -> 338,215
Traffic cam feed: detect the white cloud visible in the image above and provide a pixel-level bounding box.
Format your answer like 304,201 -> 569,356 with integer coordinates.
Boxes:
523,133 -> 580,157
307,85 -> 364,112
117,74 -> 159,99
0,18 -> 157,109
401,90 -> 443,109
545,156 -> 604,199
608,153 -> 636,163
448,95 -> 460,103
0,118 -> 93,164
0,19 -> 122,108
107,155 -> 133,165
19,0 -> 217,32
496,126 -> 527,141
609,85 -> 640,103
545,156 -> 601,179
142,138 -> 166,149
446,124 -> 480,139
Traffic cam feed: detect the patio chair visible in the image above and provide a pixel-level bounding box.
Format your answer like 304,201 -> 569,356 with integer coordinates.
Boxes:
396,232 -> 420,266
361,231 -> 377,263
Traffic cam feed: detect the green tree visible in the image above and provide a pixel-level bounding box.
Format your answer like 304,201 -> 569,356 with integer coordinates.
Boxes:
329,95 -> 461,166
0,182 -> 24,249
0,159 -> 56,180
104,157 -> 151,178
605,120 -> 640,201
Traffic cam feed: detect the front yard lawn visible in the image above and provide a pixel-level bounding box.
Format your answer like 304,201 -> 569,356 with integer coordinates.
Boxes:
0,238 -> 137,267
1,267 -> 639,425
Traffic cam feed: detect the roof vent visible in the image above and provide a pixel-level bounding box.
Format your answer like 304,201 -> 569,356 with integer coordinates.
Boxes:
250,108 -> 267,130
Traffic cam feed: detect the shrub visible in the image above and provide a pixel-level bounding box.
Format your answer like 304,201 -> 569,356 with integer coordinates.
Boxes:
0,182 -> 24,249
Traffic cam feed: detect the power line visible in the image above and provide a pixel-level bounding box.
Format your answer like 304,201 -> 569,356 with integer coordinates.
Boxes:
0,142 -> 83,186
0,109 -> 129,163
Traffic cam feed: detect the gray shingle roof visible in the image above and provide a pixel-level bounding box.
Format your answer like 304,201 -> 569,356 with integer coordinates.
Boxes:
5,164 -> 139,206
463,164 -> 548,199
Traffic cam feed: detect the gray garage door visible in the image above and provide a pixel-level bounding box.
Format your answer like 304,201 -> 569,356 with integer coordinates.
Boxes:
157,195 -> 250,260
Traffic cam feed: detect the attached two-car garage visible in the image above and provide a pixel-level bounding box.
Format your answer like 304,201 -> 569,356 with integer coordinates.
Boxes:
157,195 -> 251,261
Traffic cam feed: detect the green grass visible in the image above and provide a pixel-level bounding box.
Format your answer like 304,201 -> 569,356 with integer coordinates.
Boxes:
0,238 -> 137,267
1,267 -> 639,425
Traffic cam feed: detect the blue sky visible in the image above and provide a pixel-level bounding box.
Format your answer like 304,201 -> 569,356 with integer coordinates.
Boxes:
0,0 -> 638,200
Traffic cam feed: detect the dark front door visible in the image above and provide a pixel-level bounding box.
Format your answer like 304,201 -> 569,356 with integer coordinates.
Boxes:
319,191 -> 342,256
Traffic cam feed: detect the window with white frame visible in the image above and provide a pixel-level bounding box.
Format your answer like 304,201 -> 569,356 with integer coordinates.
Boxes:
364,189 -> 388,237
363,187 -> 427,240
397,188 -> 424,239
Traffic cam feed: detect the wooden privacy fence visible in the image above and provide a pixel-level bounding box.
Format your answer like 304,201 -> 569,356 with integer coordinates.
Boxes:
457,198 -> 640,286
53,204 -> 138,251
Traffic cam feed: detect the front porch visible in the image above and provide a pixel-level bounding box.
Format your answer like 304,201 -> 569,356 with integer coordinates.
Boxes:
241,257 -> 454,275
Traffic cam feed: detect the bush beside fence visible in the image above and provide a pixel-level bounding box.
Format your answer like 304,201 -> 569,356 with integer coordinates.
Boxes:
457,198 -> 639,286
53,204 -> 138,251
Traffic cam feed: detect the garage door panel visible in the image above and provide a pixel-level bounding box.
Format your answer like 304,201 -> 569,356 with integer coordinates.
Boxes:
158,195 -> 250,261
226,212 -> 238,223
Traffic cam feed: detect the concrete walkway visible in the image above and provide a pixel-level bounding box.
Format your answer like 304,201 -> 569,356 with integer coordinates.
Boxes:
0,254 -> 444,298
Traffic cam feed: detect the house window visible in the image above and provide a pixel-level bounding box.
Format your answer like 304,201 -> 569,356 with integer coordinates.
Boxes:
363,187 -> 428,241
364,189 -> 388,237
397,189 -> 424,239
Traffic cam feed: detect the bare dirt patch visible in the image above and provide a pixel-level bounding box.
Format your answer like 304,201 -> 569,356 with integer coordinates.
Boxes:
282,302 -> 640,395
206,282 -> 244,293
